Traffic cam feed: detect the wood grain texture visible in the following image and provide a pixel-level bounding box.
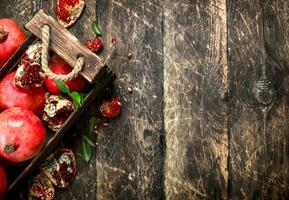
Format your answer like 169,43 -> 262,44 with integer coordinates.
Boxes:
95,0 -> 164,199
164,0 -> 228,199
228,0 -> 289,199
3,0 -> 289,199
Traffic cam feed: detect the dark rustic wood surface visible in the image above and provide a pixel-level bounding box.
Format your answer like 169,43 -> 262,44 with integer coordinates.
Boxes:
1,0 -> 289,199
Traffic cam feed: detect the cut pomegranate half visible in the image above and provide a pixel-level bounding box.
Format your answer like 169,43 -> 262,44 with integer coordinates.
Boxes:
42,94 -> 76,132
29,172 -> 55,200
14,42 -> 44,89
41,148 -> 77,188
56,0 -> 85,28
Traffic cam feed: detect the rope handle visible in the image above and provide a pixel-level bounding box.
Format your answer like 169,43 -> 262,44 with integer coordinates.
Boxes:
41,25 -> 84,82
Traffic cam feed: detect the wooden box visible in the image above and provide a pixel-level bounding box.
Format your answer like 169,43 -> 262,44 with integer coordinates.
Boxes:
1,10 -> 115,198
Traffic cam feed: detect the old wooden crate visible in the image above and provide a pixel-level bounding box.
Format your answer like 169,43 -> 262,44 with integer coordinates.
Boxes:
1,10 -> 115,198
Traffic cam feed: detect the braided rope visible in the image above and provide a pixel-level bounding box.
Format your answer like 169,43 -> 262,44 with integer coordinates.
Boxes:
41,25 -> 84,81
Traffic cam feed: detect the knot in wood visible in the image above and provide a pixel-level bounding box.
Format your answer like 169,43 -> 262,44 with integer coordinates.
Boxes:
252,77 -> 275,106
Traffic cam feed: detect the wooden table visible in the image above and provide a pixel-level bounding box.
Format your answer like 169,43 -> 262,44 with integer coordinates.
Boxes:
1,0 -> 289,199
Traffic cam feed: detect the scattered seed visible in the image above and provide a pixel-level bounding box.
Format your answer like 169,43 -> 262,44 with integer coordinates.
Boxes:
128,87 -> 133,94
127,52 -> 133,60
112,37 -> 117,45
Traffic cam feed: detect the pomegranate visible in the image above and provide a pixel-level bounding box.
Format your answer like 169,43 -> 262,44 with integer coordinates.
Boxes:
85,38 -> 103,53
29,172 -> 55,200
99,97 -> 121,118
41,148 -> 76,188
0,19 -> 26,67
56,0 -> 85,27
0,71 -> 46,114
42,94 -> 75,132
0,107 -> 46,163
44,54 -> 86,94
0,165 -> 7,200
14,42 -> 44,89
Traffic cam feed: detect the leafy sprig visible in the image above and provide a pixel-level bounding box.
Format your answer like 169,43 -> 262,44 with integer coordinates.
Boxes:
55,81 -> 85,107
78,117 -> 99,162
91,21 -> 102,36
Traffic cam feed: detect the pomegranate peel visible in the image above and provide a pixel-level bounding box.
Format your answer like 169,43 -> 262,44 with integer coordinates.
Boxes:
41,148 -> 76,188
0,165 -> 7,200
0,71 -> 46,114
56,0 -> 85,28
0,19 -> 26,67
0,107 -> 46,163
42,94 -> 75,132
14,42 -> 44,89
0,26 -> 8,42
99,97 -> 121,118
29,172 -> 55,200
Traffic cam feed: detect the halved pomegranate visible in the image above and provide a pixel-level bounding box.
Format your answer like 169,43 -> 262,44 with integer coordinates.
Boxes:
56,0 -> 85,27
42,94 -> 75,131
29,172 -> 55,200
41,148 -> 76,188
0,71 -> 46,114
99,97 -> 121,118
0,165 -> 7,200
0,107 -> 46,163
0,19 -> 26,67
14,42 -> 44,89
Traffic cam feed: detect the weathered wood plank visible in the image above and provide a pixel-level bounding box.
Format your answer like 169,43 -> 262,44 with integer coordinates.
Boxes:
0,0 -> 31,24
164,0 -> 228,199
227,0 -> 265,198
228,0 -> 289,199
95,0 -> 165,199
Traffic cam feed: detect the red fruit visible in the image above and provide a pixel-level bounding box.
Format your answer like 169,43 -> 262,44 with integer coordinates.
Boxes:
0,19 -> 26,67
85,38 -> 103,53
42,94 -> 75,132
14,63 -> 44,89
14,42 -> 44,89
0,165 -> 7,200
0,107 -> 46,163
56,0 -> 85,27
41,149 -> 76,188
99,97 -> 121,118
44,54 -> 87,94
0,71 -> 46,114
29,172 -> 55,200
127,52 -> 133,60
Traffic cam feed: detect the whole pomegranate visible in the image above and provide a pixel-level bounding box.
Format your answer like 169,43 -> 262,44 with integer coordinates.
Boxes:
0,165 -> 7,200
0,19 -> 26,67
44,54 -> 86,94
0,71 -> 46,114
0,107 -> 46,163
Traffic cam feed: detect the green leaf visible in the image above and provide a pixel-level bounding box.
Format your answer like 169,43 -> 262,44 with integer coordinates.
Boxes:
92,21 -> 102,36
70,91 -> 84,107
83,134 -> 95,147
89,117 -> 97,134
55,81 -> 70,94
78,139 -> 91,162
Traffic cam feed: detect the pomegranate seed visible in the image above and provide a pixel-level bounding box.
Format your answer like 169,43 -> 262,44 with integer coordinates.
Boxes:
127,52 -> 133,60
85,38 -> 103,53
112,37 -> 117,45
